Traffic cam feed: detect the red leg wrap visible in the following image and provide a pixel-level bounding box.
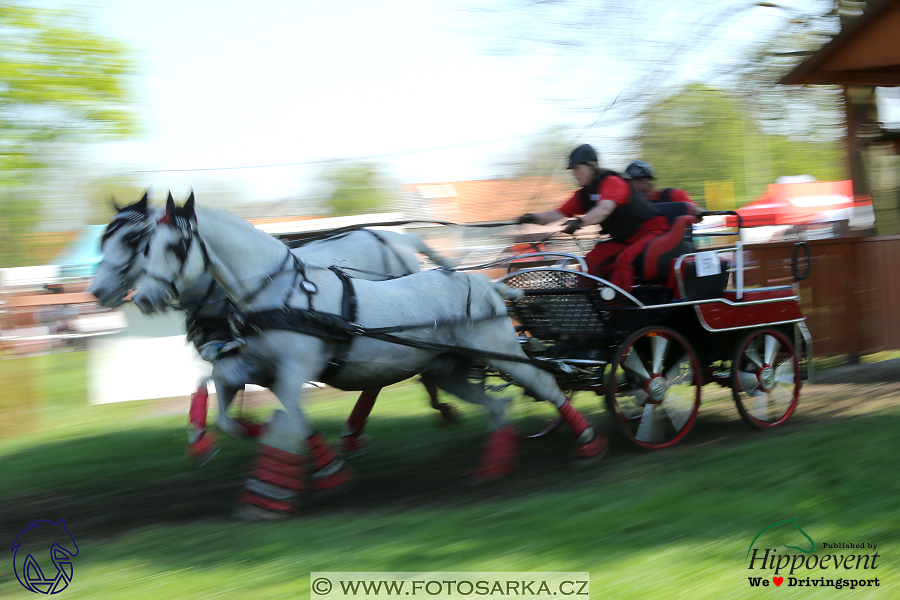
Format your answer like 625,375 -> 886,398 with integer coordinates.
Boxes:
339,432 -> 371,454
234,417 -> 265,438
188,383 -> 209,429
572,431 -> 608,460
309,467 -> 355,492
253,456 -> 305,480
466,425 -> 518,482
307,432 -> 341,470
558,398 -> 591,438
346,390 -> 379,434
187,430 -> 218,458
261,445 -> 306,465
307,432 -> 354,493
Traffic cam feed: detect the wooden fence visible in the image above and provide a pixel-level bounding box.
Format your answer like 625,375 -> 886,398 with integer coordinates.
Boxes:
745,235 -> 900,358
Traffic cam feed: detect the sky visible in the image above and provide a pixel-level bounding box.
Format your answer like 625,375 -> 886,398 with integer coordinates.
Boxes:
86,0 -> 578,201
68,0 -> 856,208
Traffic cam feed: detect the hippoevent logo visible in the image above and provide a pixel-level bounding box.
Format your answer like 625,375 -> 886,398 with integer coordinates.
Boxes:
11,518 -> 79,594
745,518 -> 880,590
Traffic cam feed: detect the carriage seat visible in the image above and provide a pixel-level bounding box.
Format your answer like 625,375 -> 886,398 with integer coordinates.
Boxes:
668,255 -> 731,300
638,203 -> 697,284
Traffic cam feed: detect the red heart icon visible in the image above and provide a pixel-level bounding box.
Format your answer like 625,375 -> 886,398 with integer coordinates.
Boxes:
773,577 -> 783,586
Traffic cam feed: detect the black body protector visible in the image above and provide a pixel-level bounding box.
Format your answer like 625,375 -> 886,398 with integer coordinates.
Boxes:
577,170 -> 661,243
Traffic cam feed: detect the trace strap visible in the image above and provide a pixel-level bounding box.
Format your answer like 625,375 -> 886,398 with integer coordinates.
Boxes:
235,267 -> 557,373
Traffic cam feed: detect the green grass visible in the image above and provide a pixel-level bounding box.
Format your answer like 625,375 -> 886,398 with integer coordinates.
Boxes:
1,351 -> 898,599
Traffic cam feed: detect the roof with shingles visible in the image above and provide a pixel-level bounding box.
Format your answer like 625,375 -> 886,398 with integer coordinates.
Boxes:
404,177 -> 575,224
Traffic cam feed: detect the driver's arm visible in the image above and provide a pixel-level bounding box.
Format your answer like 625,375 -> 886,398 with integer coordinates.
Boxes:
525,209 -> 567,225
577,199 -> 616,227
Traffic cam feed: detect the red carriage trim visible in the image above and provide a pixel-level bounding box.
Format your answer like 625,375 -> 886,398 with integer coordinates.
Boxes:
694,301 -> 804,332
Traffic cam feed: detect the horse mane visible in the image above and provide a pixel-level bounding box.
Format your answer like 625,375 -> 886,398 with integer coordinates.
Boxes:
195,207 -> 287,254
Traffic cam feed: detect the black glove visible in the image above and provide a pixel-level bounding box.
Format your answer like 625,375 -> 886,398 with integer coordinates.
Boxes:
562,218 -> 583,235
517,213 -> 537,224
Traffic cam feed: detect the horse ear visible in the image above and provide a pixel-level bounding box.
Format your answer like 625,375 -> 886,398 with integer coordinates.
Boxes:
55,517 -> 67,527
184,189 -> 196,220
166,191 -> 175,216
136,190 -> 148,213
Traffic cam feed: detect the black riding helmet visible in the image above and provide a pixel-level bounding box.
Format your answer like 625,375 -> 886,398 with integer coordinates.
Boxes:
623,160 -> 656,180
567,144 -> 598,169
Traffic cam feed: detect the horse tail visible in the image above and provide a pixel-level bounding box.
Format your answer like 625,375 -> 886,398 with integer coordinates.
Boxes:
402,233 -> 457,270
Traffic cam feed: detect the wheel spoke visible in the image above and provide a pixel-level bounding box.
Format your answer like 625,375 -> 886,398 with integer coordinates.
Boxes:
748,389 -> 769,420
661,388 -> 693,431
738,370 -> 760,394
767,384 -> 794,416
665,353 -> 692,385
624,348 -> 650,383
635,403 -> 661,442
651,335 -> 669,375
774,360 -> 796,385
618,388 -> 648,418
745,338 -> 763,369
764,334 -> 781,366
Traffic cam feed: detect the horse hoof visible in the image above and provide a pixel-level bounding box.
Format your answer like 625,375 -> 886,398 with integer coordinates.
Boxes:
339,434 -> 372,458
232,503 -> 292,521
570,432 -> 609,466
308,463 -> 355,500
463,466 -> 513,485
436,405 -> 461,426
465,425 -> 518,484
233,491 -> 298,520
186,432 -> 220,467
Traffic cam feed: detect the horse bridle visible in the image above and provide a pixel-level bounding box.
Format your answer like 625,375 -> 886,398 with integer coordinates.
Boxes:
100,211 -> 154,283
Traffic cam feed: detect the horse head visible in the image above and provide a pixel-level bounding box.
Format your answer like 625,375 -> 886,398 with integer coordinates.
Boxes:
89,191 -> 155,307
133,191 -> 206,314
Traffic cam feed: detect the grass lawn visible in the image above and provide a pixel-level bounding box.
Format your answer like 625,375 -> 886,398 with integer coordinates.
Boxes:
0,351 -> 897,599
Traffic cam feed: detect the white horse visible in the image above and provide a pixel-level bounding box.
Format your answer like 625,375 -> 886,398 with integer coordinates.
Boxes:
133,195 -> 607,519
89,192 -> 458,458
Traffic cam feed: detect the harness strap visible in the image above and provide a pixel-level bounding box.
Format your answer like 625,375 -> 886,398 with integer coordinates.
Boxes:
362,331 -> 555,370
319,266 -> 359,380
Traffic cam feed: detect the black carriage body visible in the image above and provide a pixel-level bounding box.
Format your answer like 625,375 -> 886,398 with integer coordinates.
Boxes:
498,237 -> 810,450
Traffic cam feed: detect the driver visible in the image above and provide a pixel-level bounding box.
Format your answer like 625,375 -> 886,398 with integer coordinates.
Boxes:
517,144 -> 668,290
623,160 -> 700,214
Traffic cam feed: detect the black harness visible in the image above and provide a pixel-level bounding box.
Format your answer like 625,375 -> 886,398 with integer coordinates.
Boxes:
100,211 -> 154,282
156,219 -> 556,381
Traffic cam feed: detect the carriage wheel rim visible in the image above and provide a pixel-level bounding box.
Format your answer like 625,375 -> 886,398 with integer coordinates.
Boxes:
606,326 -> 701,450
732,328 -> 800,429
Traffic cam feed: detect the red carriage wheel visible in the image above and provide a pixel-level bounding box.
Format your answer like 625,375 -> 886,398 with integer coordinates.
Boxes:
605,326 -> 701,450
731,328 -> 800,429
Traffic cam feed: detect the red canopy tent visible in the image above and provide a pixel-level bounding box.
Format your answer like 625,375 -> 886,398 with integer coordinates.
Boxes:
726,180 -> 871,228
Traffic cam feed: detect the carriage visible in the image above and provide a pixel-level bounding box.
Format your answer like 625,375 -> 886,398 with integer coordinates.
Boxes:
489,207 -> 812,450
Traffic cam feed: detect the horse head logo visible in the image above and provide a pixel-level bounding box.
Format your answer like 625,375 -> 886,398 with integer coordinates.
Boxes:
746,516 -> 814,561
11,518 -> 79,594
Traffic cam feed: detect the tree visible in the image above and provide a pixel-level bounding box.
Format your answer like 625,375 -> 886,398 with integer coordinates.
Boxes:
318,161 -> 394,217
493,125 -> 578,181
634,84 -> 847,207
0,2 -> 135,267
